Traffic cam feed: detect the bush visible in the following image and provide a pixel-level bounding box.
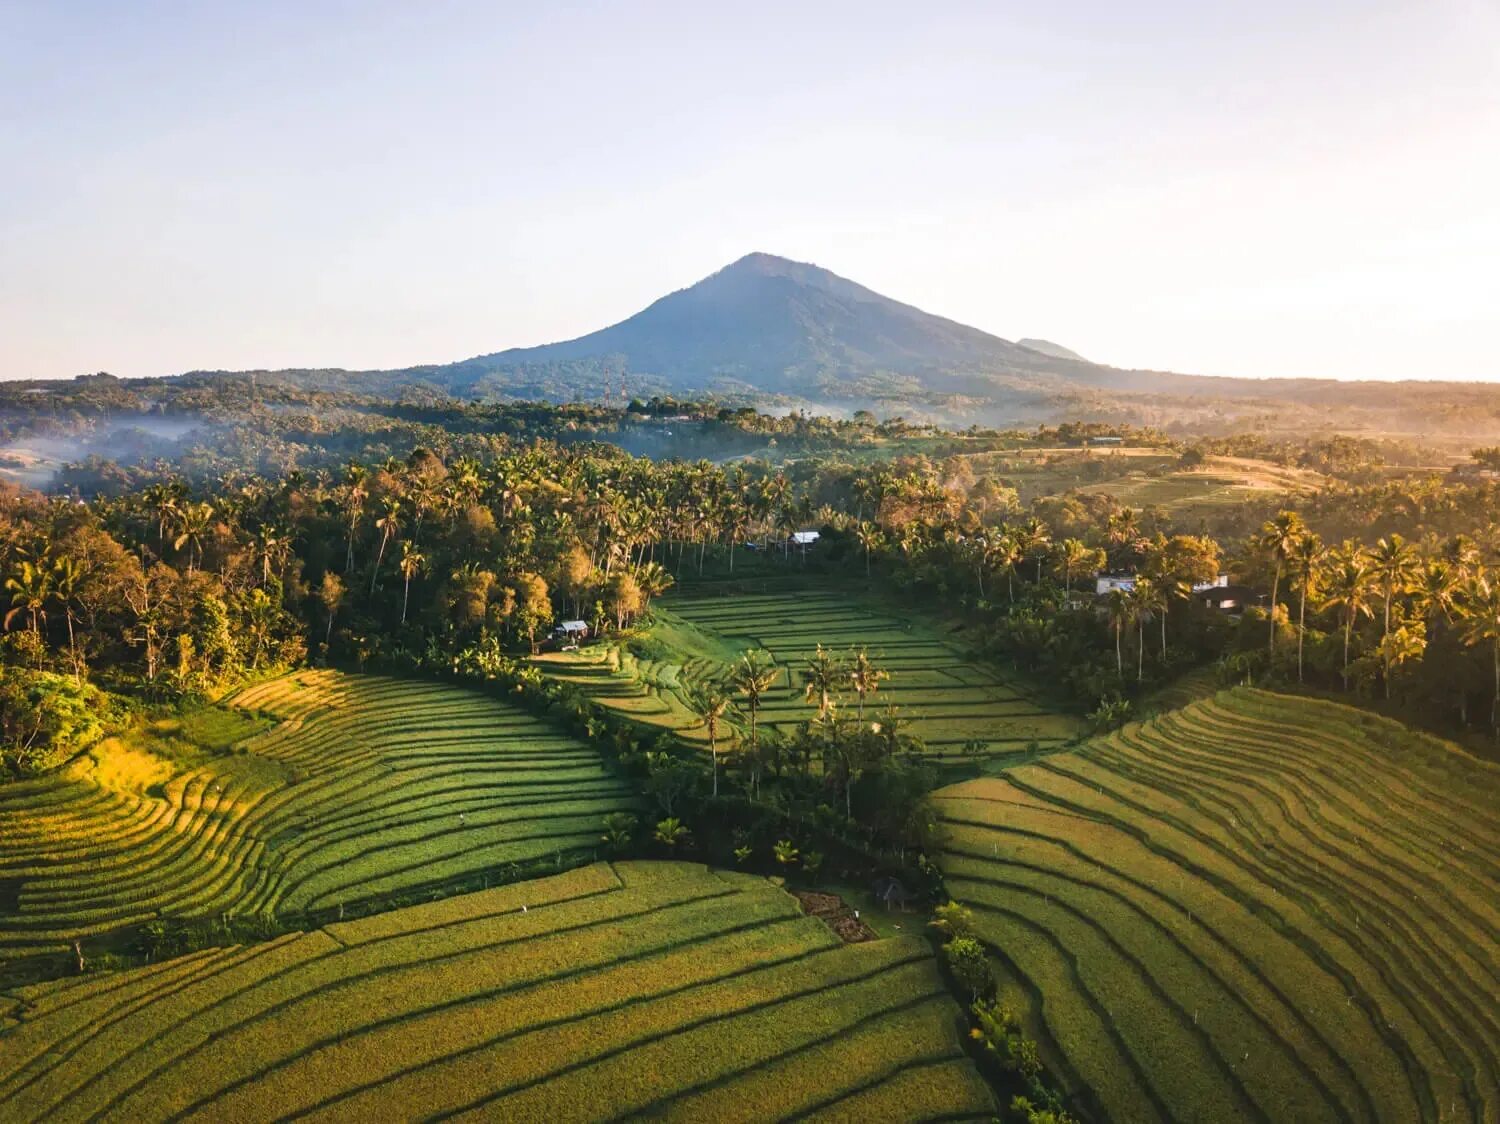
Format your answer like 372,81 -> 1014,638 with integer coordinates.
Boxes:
944,936 -> 995,1002
0,669 -> 116,778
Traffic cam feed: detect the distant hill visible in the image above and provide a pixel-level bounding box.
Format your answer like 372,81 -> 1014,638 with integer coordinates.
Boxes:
1016,338 -> 1088,362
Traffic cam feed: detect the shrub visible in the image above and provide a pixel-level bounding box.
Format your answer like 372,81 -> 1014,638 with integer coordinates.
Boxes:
0,669 -> 116,778
944,936 -> 994,1003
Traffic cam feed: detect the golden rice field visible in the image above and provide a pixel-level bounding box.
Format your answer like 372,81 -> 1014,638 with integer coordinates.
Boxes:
0,861 -> 997,1123
0,671 -> 637,960
935,688 -> 1500,1124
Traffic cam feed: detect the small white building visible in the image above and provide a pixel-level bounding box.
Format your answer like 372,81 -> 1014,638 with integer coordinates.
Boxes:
1097,573 -> 1230,596
791,530 -> 820,546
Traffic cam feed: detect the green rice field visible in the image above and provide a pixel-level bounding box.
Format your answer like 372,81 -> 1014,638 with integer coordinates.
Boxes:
666,588 -> 1081,759
0,671 -> 637,961
0,861 -> 997,1122
934,687 -> 1500,1123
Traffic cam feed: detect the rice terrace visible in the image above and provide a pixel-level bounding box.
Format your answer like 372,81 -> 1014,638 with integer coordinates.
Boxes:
6,13 -> 1500,1117
936,689 -> 1500,1123
0,862 -> 997,1121
0,672 -> 638,961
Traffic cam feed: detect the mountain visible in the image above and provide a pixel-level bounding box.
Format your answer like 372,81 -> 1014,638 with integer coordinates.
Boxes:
444,252 -> 1098,398
162,251 -> 1484,432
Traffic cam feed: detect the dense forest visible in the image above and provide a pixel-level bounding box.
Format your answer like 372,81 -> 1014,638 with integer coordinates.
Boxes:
8,403 -> 1500,782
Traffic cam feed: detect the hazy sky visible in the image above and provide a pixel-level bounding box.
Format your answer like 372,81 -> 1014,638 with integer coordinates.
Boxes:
3,1 -> 1498,382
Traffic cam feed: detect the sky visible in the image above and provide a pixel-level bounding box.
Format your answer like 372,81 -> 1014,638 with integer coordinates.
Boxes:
2,0 -> 1498,383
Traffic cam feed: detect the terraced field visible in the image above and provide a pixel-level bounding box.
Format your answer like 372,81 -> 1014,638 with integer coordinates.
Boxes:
668,588 -> 1080,759
0,671 -> 636,961
935,688 -> 1500,1123
0,861 -> 997,1122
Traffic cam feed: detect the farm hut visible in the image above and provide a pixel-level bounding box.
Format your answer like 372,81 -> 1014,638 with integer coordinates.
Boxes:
871,876 -> 913,912
1198,584 -> 1258,613
791,530 -> 820,547
1094,572 -> 1136,595
553,620 -> 590,639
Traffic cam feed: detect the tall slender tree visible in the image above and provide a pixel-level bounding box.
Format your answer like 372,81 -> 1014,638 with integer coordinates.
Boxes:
1255,511 -> 1307,657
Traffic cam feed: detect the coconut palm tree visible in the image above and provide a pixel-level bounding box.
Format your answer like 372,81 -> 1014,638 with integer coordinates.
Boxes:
729,651 -> 779,799
689,683 -> 733,798
1128,578 -> 1163,680
1462,572 -> 1500,738
993,531 -> 1021,603
1255,511 -> 1307,656
855,521 -> 885,579
1019,518 -> 1052,583
801,644 -> 843,720
172,501 -> 214,574
318,571 -> 346,649
4,559 -> 53,643
1057,538 -> 1096,597
398,541 -> 426,624
1413,558 -> 1459,634
1106,588 -> 1131,679
49,556 -> 85,683
370,499 -> 402,595
1368,534 -> 1419,693
1321,544 -> 1373,690
847,647 -> 888,718
1289,532 -> 1324,683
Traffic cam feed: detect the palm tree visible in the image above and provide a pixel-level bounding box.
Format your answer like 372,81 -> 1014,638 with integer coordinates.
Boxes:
172,501 -> 214,574
993,531 -> 1021,603
1106,588 -> 1131,679
1462,572 -> 1500,738
1106,508 -> 1140,569
370,499 -> 402,594
729,651 -> 779,799
690,683 -> 733,798
1057,538 -> 1095,596
801,644 -> 843,720
1413,558 -> 1459,634
1321,544 -> 1373,690
49,556 -> 85,683
1255,511 -> 1307,656
847,648 -> 888,718
1375,626 -> 1425,702
143,482 -> 182,556
342,464 -> 369,573
855,522 -> 884,578
4,560 -> 53,643
398,541 -> 426,624
1368,534 -> 1418,695
1019,518 -> 1052,583
319,571 -> 346,649
1289,533 -> 1324,683
1128,578 -> 1162,680
654,817 -> 689,850
634,560 -> 675,613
